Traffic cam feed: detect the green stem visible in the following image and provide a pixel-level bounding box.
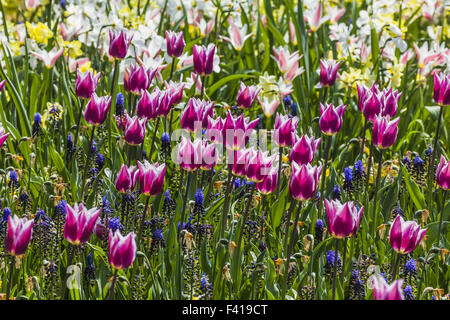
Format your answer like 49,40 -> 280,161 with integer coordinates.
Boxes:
392,252 -> 401,280
281,196 -> 296,299
137,195 -> 150,249
108,60 -> 120,166
371,149 -> 383,239
148,117 -> 161,161
108,269 -> 119,300
332,238 -> 339,300
318,135 -> 332,219
6,256 -> 14,300
276,146 -> 283,196
437,190 -> 447,247
427,106 -> 444,211
178,171 -> 192,237
80,126 -> 96,201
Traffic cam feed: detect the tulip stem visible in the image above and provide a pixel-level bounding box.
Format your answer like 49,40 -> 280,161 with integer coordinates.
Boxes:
359,118 -> 368,160
437,190 -> 447,247
80,126 -> 96,202
219,163 -> 233,238
109,59 -> 120,165
364,140 -> 374,201
276,146 -> 283,196
72,98 -> 85,154
60,245 -> 75,300
318,135 -> 332,220
108,269 -> 118,300
342,237 -> 348,277
168,58 -> 176,81
137,195 -> 150,248
332,238 -> 339,300
200,76 -> 206,100
427,106 -> 444,211
281,196 -> 296,299
260,195 -> 266,242
205,169 -> 214,207
392,252 -> 401,280
148,117 -> 161,161
178,171 -> 192,238
371,149 -> 383,240
6,256 -> 14,300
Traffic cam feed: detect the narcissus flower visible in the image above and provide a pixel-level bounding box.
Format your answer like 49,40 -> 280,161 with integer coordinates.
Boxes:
137,161 -> 166,196
433,72 -> 450,106
290,134 -> 321,165
325,199 -> 364,238
108,230 -> 137,270
319,59 -> 341,87
84,94 -> 112,126
436,155 -> 450,190
115,164 -> 138,193
63,203 -> 101,245
165,30 -> 185,58
372,115 -> 400,149
372,274 -> 404,300
289,162 -> 322,201
319,103 -> 346,135
193,44 -> 216,76
75,70 -> 100,99
109,29 -> 133,59
5,215 -> 34,257
389,215 -> 427,254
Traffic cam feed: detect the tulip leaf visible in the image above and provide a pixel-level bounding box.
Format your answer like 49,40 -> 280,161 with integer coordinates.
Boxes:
207,74 -> 256,96
401,165 -> 426,210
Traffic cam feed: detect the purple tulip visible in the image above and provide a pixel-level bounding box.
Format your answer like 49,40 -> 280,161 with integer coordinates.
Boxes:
433,72 -> 450,106
373,275 -> 404,300
63,203 -> 101,245
165,80 -> 185,105
75,70 -> 101,99
357,84 -> 382,122
136,89 -> 159,120
108,230 -> 137,270
372,115 -> 400,149
289,162 -> 322,201
325,199 -> 364,238
200,140 -> 218,171
256,167 -> 278,195
232,148 -> 249,177
125,64 -> 157,95
0,127 -> 10,148
389,215 -> 427,254
319,103 -> 346,135
223,111 -> 259,150
94,219 -> 107,241
274,113 -> 299,147
436,155 -> 450,190
109,29 -> 133,60
319,59 -> 341,87
180,98 -> 214,132
165,30 -> 185,58
84,94 -> 112,126
245,148 -> 276,183
115,164 -> 138,193
137,161 -> 166,196
177,136 -> 202,172
156,90 -> 174,118
206,116 -> 224,144
0,80 -> 5,92
236,82 -> 261,109
193,44 -> 216,76
5,215 -> 34,256
380,87 -> 402,117
124,114 -> 146,145
290,134 -> 321,165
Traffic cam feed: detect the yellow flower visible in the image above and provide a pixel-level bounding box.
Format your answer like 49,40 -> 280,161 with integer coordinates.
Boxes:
9,41 -> 22,56
79,61 -> 93,74
26,22 -> 53,45
63,40 -> 83,59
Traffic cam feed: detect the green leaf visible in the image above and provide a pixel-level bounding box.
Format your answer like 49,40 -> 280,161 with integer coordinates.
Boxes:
401,165 -> 426,210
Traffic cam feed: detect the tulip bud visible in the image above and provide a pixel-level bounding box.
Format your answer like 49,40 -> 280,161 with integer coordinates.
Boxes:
5,215 -> 34,257
108,230 -> 137,269
256,167 -> 278,194
380,87 -> 402,117
319,103 -> 346,135
319,59 -> 340,87
84,94 -> 112,126
273,113 -> 299,148
177,137 -> 202,172
0,80 -> 5,92
115,164 -> 138,193
290,134 -> 321,165
325,199 -> 363,238
165,30 -> 185,58
76,70 -> 101,99
372,274 -> 404,300
436,155 -> 450,190
63,203 -> 101,245
357,84 -> 382,122
124,115 -> 146,145
245,148 -> 276,183
289,162 -> 322,201
372,115 -> 400,149
0,127 -> 10,148
126,64 -> 156,95
200,140 -> 218,171
137,161 -> 166,196
136,89 -> 159,120
193,44 -> 216,76
236,82 -> 261,109
109,29 -> 133,60
389,215 -> 427,254
433,72 -> 450,106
